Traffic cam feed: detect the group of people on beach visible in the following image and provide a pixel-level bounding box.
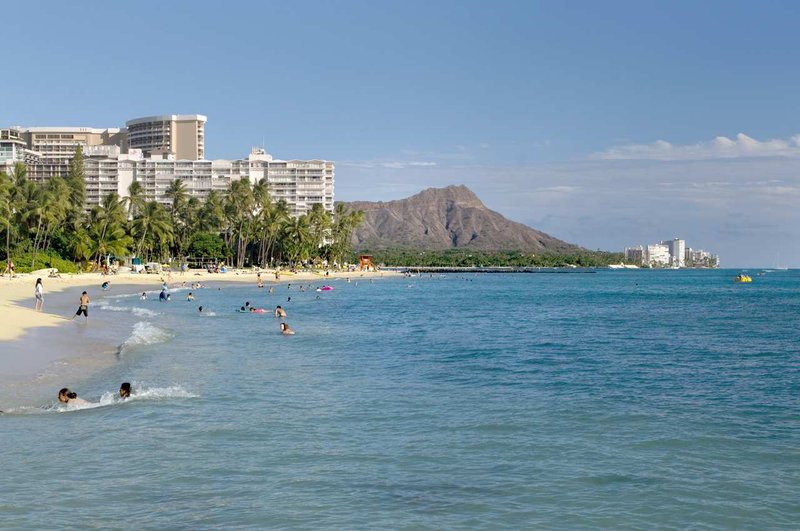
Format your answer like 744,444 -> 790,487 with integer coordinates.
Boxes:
57,382 -> 132,407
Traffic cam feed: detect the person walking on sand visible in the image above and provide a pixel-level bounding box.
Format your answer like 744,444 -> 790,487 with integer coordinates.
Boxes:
3,259 -> 14,278
72,291 -> 90,322
34,278 -> 44,312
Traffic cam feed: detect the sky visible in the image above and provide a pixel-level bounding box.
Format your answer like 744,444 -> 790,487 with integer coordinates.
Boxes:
3,0 -> 800,267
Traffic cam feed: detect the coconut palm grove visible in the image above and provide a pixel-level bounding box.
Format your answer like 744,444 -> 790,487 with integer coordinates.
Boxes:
0,147 -> 364,273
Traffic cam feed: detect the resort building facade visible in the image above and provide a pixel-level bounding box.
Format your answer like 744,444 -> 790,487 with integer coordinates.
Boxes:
126,114 -> 206,160
2,115 -> 334,217
83,147 -> 334,217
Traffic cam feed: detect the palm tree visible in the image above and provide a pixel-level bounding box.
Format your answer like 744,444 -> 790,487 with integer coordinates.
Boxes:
197,190 -> 226,232
130,200 -> 173,260
224,179 -> 255,267
87,192 -> 129,265
127,181 -> 146,218
282,215 -> 311,265
165,179 -> 188,219
330,203 -> 363,265
307,203 -> 332,251
0,170 -> 13,262
263,200 -> 289,266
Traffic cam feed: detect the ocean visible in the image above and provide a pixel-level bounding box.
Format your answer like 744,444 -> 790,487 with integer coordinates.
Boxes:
1,270 -> 799,528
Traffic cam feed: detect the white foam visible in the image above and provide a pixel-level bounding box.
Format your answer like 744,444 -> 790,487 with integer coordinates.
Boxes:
119,321 -> 171,353
98,301 -> 159,318
104,292 -> 139,300
5,385 -> 198,414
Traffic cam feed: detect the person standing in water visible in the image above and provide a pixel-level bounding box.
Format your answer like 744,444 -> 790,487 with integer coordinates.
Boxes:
274,305 -> 287,318
34,278 -> 44,312
72,292 -> 89,322
280,322 -> 295,335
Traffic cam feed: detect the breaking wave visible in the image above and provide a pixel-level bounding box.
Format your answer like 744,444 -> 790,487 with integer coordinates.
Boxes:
118,321 -> 172,354
6,385 -> 198,415
98,301 -> 159,318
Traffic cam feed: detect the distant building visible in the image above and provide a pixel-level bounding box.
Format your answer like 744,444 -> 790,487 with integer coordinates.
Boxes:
646,244 -> 671,267
661,238 -> 686,268
126,114 -> 206,160
685,248 -> 719,268
624,238 -> 718,268
624,246 -> 644,265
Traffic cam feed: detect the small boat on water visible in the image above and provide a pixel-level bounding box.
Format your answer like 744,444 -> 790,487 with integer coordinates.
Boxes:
735,274 -> 752,283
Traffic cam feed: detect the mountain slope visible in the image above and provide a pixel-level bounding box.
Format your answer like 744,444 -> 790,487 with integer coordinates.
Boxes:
344,185 -> 579,252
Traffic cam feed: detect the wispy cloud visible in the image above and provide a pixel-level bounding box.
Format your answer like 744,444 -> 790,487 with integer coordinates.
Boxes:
594,133 -> 800,161
339,160 -> 438,169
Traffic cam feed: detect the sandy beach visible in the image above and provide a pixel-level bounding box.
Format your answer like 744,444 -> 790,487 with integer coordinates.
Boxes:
0,267 -> 396,343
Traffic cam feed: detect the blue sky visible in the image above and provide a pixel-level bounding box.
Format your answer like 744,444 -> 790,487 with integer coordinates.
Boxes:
3,1 -> 800,266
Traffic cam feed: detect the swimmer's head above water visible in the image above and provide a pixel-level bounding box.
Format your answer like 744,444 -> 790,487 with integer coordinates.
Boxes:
119,382 -> 131,398
58,388 -> 78,403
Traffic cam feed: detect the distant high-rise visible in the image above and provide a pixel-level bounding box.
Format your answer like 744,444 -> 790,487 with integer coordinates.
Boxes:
126,114 -> 206,160
661,238 -> 686,268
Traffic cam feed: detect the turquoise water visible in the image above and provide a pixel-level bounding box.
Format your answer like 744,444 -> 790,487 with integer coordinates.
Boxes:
2,270 -> 799,528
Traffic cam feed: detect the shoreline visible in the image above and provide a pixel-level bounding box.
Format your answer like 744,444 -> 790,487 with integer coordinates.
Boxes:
0,267 -> 397,341
0,268 -> 398,407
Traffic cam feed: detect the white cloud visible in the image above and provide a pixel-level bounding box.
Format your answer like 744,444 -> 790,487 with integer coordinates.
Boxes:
594,133 -> 800,161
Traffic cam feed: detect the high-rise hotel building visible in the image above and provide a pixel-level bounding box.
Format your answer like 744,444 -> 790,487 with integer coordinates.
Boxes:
126,114 -> 206,160
1,114 -> 333,217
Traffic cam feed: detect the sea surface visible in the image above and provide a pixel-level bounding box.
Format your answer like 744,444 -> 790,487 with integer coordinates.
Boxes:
1,270 -> 799,529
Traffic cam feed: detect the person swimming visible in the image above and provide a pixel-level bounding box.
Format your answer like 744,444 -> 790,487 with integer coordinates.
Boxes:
101,281 -> 110,290
198,306 -> 203,313
141,292 -> 148,300
58,387 -> 89,407
280,322 -> 295,335
249,307 -> 267,313
119,382 -> 131,399
274,305 -> 287,318
187,292 -> 194,301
